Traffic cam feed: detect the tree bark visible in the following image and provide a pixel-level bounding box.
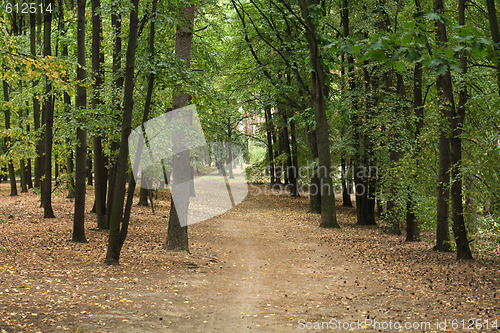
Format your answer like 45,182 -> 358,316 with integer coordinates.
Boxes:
450,0 -> 473,260
30,8 -> 42,189
289,115 -> 299,197
72,0 -> 87,242
105,0 -> 124,230
92,0 -> 107,229
138,0 -> 158,208
341,159 -> 352,207
406,57 -> 423,241
434,0 -> 453,252
164,4 -> 196,251
42,0 -> 55,218
486,0 -> 500,95
299,0 -> 339,228
105,0 -> 140,264
264,105 -> 275,185
2,82 -> 17,196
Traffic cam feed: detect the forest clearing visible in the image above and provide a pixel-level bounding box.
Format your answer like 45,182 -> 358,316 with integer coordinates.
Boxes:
0,184 -> 499,332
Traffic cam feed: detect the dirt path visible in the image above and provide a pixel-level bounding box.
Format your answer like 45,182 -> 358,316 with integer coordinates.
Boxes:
1,184 -> 499,332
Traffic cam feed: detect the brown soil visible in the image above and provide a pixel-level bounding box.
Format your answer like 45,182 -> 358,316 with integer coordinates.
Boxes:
0,184 -> 499,332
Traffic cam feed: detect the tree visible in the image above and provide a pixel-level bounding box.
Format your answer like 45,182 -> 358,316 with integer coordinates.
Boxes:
92,0 -> 107,229
433,0 -> 454,252
164,3 -> 196,251
450,0 -> 473,260
42,0 -> 55,218
486,0 -> 500,94
2,82 -> 17,196
105,0 -> 140,264
73,0 -> 87,243
298,0 -> 339,228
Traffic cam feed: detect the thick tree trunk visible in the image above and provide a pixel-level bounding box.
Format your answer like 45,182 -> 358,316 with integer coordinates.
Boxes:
72,0 -> 88,243
105,0 -> 140,264
299,0 -> 339,228
164,4 -> 196,251
434,0 -> 453,252
92,0 -> 107,229
42,0 -> 55,218
450,0 -> 473,260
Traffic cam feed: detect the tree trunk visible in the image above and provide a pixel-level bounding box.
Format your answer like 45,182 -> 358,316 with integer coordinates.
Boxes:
92,0 -> 107,229
486,0 -> 500,94
450,0 -> 473,260
138,0 -> 158,207
2,82 -> 17,196
105,0 -> 124,230
30,9 -> 42,189
105,0 -> 140,264
299,0 -> 339,228
306,128 -> 321,213
42,0 -> 55,218
72,0 -> 88,243
264,105 -> 275,185
341,159 -> 352,207
434,0 -> 453,252
289,116 -> 299,197
86,153 -> 93,186
164,4 -> 196,251
19,89 -> 28,193
405,0 -> 424,241
406,48 -> 423,241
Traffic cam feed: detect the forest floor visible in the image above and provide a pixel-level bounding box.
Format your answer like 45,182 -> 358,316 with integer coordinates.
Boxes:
0,183 -> 499,333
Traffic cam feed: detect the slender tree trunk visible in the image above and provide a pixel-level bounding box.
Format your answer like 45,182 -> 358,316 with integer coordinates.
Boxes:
289,116 -> 299,197
60,0 -> 74,199
105,1 -> 124,229
306,128 -> 321,213
86,153 -> 93,186
486,0 -> 500,94
299,0 -> 339,228
164,4 -> 196,251
341,159 -> 353,207
42,0 -> 55,218
281,105 -> 293,191
2,82 -> 17,196
406,60 -> 423,241
341,0 -> 353,210
105,0 -> 140,264
92,0 -> 107,229
30,9 -> 42,189
19,90 -> 28,193
450,0 -> 473,260
72,0 -> 87,242
406,0 -> 424,241
138,0 -> 158,207
434,0 -> 453,252
264,105 -> 275,185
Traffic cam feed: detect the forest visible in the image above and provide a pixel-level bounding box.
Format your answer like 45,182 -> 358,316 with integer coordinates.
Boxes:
0,0 -> 499,331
